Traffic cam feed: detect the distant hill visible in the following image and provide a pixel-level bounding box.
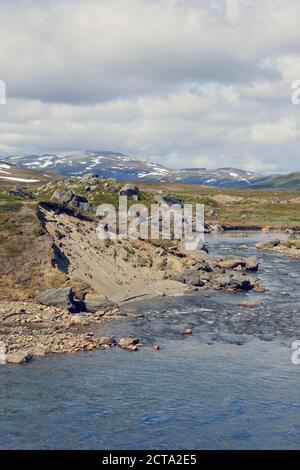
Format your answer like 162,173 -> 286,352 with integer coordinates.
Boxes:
0,151 -> 264,188
251,172 -> 300,189
0,161 -> 53,185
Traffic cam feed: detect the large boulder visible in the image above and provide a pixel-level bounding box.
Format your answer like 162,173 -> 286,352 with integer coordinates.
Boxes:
51,189 -> 74,205
84,295 -> 119,313
119,184 -> 140,201
213,273 -> 258,291
244,257 -> 259,272
51,189 -> 93,213
70,194 -> 93,213
36,287 -> 74,309
172,270 -> 206,287
6,352 -> 31,364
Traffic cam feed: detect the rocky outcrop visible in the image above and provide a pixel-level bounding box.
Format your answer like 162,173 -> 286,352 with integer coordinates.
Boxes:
36,287 -> 74,309
119,184 -> 140,200
51,189 -> 93,213
257,239 -> 300,259
211,273 -> 259,291
216,256 -> 259,272
0,300 -> 134,361
7,185 -> 35,200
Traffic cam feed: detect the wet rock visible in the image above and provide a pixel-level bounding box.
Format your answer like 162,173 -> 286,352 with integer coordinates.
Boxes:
6,352 -> 31,364
119,184 -> 140,201
217,258 -> 243,270
99,336 -> 117,347
244,257 -> 259,272
36,287 -> 74,309
213,273 -> 258,291
256,239 -> 281,249
118,337 -> 139,349
181,327 -> 193,335
216,256 -> 259,272
239,300 -> 262,308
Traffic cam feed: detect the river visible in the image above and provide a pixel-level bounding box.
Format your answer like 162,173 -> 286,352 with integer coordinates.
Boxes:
0,232 -> 300,449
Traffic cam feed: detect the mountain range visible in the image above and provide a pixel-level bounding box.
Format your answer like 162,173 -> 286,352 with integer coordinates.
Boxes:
0,151 -> 267,188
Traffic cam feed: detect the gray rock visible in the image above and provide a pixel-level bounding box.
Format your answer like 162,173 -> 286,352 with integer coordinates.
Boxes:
8,185 -> 35,200
6,352 -> 32,364
36,287 -> 74,309
153,194 -> 184,207
172,270 -> 205,287
84,296 -> 118,313
119,184 -> 140,200
51,189 -> 74,205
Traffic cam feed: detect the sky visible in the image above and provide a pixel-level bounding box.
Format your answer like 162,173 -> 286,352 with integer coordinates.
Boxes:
0,0 -> 300,173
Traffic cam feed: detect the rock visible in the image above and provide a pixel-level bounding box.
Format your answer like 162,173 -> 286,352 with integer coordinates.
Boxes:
118,337 -> 139,349
81,173 -> 98,182
70,280 -> 92,301
209,224 -> 224,232
70,195 -> 93,213
256,239 -> 281,249
6,352 -> 31,364
70,314 -> 88,325
261,227 -> 270,234
8,185 -> 35,200
239,300 -> 262,308
119,184 -> 140,200
181,327 -> 192,335
214,273 -> 258,291
51,189 -> 74,205
172,270 -> 205,287
127,344 -> 139,352
153,194 -> 184,207
217,256 -> 259,272
84,296 -> 119,313
207,209 -> 217,220
99,336 -> 117,347
51,189 -> 93,213
244,257 -> 259,272
253,286 -> 266,293
217,258 -> 244,270
36,287 -> 74,309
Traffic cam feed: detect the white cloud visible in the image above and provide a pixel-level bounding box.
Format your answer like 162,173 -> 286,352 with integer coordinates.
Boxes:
0,0 -> 300,172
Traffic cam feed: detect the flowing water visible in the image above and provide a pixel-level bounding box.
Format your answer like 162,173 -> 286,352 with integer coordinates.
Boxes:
1,232 -> 300,450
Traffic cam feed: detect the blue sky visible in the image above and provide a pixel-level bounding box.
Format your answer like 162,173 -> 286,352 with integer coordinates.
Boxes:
0,0 -> 300,173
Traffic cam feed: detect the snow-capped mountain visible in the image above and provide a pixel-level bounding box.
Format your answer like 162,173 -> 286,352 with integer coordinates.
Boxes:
0,161 -> 53,184
1,151 -> 265,187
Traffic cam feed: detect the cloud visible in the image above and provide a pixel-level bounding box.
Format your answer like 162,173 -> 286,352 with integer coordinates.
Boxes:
0,0 -> 300,172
